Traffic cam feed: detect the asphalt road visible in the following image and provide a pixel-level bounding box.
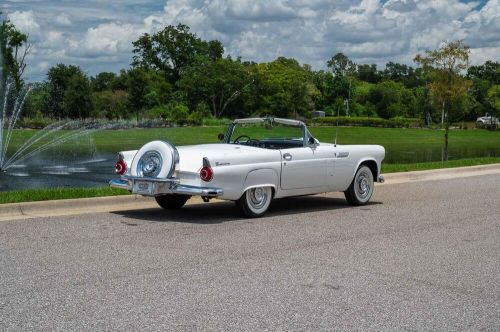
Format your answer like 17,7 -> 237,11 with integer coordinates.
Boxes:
1,174 -> 499,331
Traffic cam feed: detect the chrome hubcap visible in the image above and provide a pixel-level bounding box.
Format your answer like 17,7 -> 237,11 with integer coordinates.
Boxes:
248,187 -> 268,209
138,151 -> 163,177
356,171 -> 372,200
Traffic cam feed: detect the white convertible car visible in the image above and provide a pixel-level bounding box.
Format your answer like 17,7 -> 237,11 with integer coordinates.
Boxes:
110,117 -> 385,217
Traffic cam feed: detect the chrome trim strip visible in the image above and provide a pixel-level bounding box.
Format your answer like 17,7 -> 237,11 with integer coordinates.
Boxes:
109,178 -> 223,197
120,175 -> 179,183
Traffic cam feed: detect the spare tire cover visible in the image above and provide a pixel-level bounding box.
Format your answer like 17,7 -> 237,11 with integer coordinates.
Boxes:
131,140 -> 178,178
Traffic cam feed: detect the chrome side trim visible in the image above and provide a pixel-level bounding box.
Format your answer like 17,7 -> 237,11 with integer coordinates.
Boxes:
109,178 -> 223,197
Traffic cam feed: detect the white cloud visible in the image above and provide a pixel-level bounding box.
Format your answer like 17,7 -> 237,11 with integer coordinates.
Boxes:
54,13 -> 72,27
71,22 -> 145,57
7,11 -> 41,38
3,0 -> 499,81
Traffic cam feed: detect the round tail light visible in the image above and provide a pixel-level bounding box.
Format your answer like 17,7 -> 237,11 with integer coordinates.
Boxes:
115,160 -> 127,175
200,166 -> 213,182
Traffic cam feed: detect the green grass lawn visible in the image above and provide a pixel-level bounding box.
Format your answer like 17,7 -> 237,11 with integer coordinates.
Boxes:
0,187 -> 129,204
9,125 -> 499,163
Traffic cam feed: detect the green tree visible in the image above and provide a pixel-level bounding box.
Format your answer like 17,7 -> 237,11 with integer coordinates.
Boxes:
487,85 -> 500,111
467,61 -> 499,84
257,57 -> 319,118
92,90 -> 128,119
46,64 -> 93,119
126,67 -> 149,121
327,53 -> 356,77
0,13 -> 31,89
91,72 -> 117,92
357,64 -> 380,83
132,23 -> 223,84
143,70 -> 173,108
368,81 -> 404,119
381,62 -> 425,88
467,61 -> 499,119
414,40 -> 472,160
178,57 -> 251,117
63,73 -> 93,118
312,70 -> 335,112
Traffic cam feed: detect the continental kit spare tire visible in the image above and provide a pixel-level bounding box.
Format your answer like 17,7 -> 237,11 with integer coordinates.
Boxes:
130,140 -> 178,178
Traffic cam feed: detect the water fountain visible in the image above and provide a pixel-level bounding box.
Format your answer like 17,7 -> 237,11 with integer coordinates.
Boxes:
0,40 -> 113,190
0,77 -> 101,173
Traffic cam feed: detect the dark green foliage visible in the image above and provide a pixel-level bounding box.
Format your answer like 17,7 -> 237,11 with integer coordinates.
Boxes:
255,57 -> 319,118
357,64 -> 380,83
92,90 -> 128,119
45,64 -> 93,119
177,56 -> 250,117
91,72 -> 117,92
0,14 -> 30,89
132,23 -> 223,84
327,52 -> 356,77
310,116 -> 424,128
126,67 -> 149,120
170,104 -> 189,126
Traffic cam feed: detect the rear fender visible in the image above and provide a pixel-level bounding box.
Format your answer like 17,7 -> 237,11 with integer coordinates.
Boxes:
242,169 -> 279,198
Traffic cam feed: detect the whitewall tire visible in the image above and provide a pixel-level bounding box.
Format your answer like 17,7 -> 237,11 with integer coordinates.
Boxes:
131,140 -> 178,178
236,186 -> 273,218
344,165 -> 374,206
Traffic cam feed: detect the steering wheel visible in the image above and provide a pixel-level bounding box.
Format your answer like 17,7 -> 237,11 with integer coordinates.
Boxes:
246,138 -> 261,147
233,135 -> 250,144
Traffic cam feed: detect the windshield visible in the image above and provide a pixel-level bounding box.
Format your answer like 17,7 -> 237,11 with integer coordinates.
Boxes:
227,121 -> 305,149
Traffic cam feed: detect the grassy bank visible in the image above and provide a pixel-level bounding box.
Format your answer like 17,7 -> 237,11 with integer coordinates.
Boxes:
1,157 -> 498,204
0,187 -> 129,204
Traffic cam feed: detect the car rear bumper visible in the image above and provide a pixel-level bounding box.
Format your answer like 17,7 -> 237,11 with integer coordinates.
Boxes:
109,177 -> 223,197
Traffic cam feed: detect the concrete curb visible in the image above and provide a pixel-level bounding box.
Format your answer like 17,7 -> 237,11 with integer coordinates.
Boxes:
1,163 -> 499,222
381,163 -> 500,184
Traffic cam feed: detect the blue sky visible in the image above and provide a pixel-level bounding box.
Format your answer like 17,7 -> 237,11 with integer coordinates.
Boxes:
1,0 -> 498,81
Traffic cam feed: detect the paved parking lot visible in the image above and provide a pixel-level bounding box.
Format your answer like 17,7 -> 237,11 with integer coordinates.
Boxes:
1,174 -> 499,330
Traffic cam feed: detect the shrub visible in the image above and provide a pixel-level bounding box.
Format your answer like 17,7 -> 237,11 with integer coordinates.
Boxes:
146,105 -> 170,120
202,117 -> 232,126
187,111 -> 204,126
170,104 -> 190,126
309,116 -> 424,128
18,117 -> 56,129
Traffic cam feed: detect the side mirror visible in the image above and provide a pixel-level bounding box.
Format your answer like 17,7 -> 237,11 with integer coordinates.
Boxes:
308,136 -> 316,145
218,133 -> 225,141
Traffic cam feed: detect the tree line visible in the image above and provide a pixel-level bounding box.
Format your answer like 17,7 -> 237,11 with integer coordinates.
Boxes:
2,18 -> 499,126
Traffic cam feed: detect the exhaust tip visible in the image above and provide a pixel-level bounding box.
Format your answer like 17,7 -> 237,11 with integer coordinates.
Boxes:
378,175 -> 385,183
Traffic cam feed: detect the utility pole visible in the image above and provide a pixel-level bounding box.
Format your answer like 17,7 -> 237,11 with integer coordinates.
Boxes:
345,77 -> 351,117
441,101 -> 445,126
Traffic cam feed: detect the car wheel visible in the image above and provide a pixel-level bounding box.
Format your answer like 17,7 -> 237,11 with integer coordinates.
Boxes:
155,194 -> 190,210
344,165 -> 374,206
236,186 -> 273,218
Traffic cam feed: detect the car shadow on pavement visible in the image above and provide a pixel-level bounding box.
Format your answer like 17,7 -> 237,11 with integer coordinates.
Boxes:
113,195 -> 382,224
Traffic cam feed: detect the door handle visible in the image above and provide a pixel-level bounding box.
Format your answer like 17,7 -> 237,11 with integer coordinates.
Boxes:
283,153 -> 292,161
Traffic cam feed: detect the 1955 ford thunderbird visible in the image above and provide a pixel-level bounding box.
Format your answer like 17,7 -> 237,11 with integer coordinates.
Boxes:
110,117 -> 385,217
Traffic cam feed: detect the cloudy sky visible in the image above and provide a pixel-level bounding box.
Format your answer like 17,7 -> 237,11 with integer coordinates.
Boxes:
1,0 -> 499,81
